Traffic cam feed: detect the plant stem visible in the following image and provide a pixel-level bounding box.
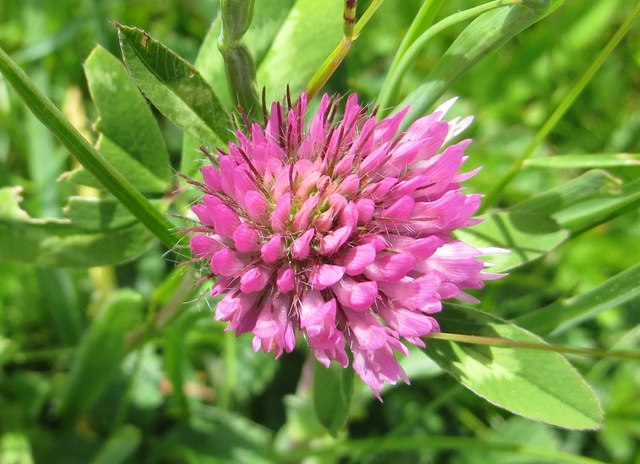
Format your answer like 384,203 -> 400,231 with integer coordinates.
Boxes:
483,0 -> 640,210
0,46 -> 178,249
305,0 -> 384,100
219,0 -> 260,117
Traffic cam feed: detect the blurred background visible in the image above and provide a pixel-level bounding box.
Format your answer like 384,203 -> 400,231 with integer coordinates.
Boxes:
0,0 -> 638,462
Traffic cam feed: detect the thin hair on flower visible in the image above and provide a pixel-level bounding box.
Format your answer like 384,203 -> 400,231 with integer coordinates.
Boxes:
185,92 -> 503,398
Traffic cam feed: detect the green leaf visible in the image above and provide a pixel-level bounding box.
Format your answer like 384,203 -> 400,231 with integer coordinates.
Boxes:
226,334 -> 278,408
426,305 -> 603,429
257,0 -> 343,103
524,153 -> 640,169
0,45 -> 177,248
163,309 -> 210,418
510,170 -> 621,217
455,211 -> 569,272
117,24 -> 231,147
0,433 -> 34,464
396,0 -> 564,128
57,290 -> 142,422
0,187 -> 156,266
85,46 -> 171,182
63,196 -> 156,230
36,269 -> 84,344
553,178 -> 640,233
90,425 -> 142,464
313,361 -> 354,437
65,135 -> 169,194
152,404 -> 272,463
0,336 -> 17,369
278,435 -> 610,464
516,262 -> 640,335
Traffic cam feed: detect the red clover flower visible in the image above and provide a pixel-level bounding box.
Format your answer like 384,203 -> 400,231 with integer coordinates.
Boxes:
187,93 -> 502,398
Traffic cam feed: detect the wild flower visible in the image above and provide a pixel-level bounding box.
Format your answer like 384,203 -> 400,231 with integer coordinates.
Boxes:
187,93 -> 501,397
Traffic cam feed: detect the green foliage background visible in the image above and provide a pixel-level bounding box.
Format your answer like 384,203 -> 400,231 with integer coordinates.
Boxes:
0,0 -> 638,463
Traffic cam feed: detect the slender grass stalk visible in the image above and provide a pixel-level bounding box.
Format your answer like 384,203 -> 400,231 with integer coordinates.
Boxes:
112,347 -> 144,430
428,332 -> 640,361
483,1 -> 640,209
378,0 -> 517,112
220,331 -> 238,410
305,0 -> 384,100
0,46 -> 178,248
391,0 -> 445,65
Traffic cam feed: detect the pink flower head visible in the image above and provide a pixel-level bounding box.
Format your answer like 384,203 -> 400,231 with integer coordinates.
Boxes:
188,93 -> 501,399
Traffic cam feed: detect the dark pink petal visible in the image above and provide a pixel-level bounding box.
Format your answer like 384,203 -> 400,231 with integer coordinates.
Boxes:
216,291 -> 258,333
299,291 -> 336,330
244,190 -> 269,222
193,195 -> 222,226
378,274 -> 440,310
314,194 -> 347,232
347,116 -> 376,157
313,344 -> 349,369
360,234 -> 388,252
364,252 -> 415,282
190,234 -> 223,258
212,204 -> 241,237
309,264 -> 346,290
373,106 -> 408,144
388,235 -> 442,260
414,141 -> 467,196
361,177 -> 397,201
335,242 -> 377,275
351,336 -> 409,400
202,166 -> 222,190
295,170 -> 322,198
382,139 -> 424,176
355,199 -> 375,224
400,110 -> 440,143
390,174 -> 433,196
291,229 -> 315,260
418,241 -> 484,283
292,195 -> 320,231
337,202 -> 358,230
359,142 -> 390,175
252,294 -> 296,357
210,277 -> 232,297
381,195 -> 415,220
276,266 -> 295,293
233,224 -> 261,252
333,278 -> 378,312
210,248 -> 244,276
336,173 -> 360,195
318,225 -> 352,256
192,204 -> 213,226
270,192 -> 291,232
261,234 -> 284,263
343,308 -> 387,350
377,305 -> 437,337
333,154 -> 355,177
240,266 -> 271,293
218,156 -> 239,196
